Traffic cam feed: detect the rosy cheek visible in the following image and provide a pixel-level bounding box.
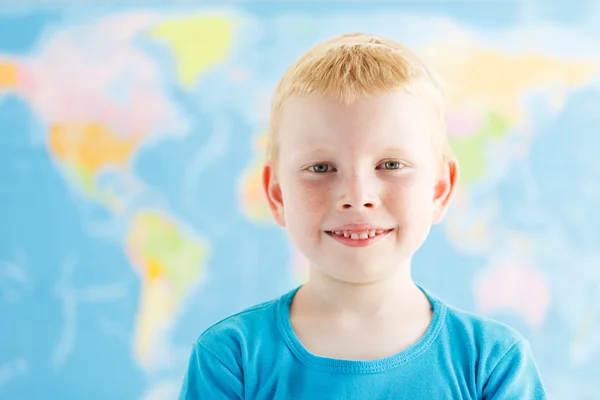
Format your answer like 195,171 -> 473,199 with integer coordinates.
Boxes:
291,178 -> 329,212
382,179 -> 424,209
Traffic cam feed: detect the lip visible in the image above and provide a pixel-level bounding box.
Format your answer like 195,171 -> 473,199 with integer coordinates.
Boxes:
326,223 -> 388,232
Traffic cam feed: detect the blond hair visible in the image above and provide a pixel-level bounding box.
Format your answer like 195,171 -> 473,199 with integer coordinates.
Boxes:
266,33 -> 451,165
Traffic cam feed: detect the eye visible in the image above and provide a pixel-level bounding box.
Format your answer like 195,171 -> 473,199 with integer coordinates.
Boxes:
378,160 -> 404,170
307,163 -> 334,173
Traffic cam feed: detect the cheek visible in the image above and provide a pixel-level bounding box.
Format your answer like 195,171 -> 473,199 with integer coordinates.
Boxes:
283,178 -> 330,223
384,177 -> 435,217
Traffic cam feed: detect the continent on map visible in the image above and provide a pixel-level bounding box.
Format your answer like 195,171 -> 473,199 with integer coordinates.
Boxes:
424,39 -> 599,258
238,133 -> 271,222
421,39 -> 598,185
0,22 -> 189,210
448,110 -> 509,183
473,255 -> 551,329
126,210 -> 208,368
0,61 -> 18,90
149,14 -> 237,88
428,42 -> 596,333
48,124 -> 145,209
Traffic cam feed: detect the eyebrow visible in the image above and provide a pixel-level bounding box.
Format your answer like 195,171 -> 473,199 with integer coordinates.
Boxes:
290,147 -> 417,163
293,148 -> 335,157
380,147 -> 413,156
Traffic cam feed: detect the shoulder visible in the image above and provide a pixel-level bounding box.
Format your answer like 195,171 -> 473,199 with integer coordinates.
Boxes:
179,295 -> 287,399
422,286 -> 526,356
442,301 -> 526,354
432,295 -> 546,397
194,289 -> 290,362
200,297 -> 279,340
425,288 -> 527,367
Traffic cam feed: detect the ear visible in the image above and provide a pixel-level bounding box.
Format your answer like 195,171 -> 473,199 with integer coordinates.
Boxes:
432,157 -> 459,224
262,164 -> 286,227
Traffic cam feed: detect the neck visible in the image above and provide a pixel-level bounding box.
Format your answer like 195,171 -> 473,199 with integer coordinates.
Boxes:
301,260 -> 428,319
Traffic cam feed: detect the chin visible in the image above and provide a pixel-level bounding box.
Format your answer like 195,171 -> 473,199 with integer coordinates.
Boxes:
322,262 -> 395,285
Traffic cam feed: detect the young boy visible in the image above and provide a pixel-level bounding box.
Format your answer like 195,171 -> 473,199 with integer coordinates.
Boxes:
178,33 -> 547,399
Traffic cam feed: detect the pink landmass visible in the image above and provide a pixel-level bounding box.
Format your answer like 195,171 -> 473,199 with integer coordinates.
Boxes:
474,260 -> 551,329
7,16 -> 184,137
446,110 -> 485,139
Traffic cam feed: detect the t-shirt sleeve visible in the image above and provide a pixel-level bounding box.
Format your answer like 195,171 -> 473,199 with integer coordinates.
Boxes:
482,340 -> 547,400
178,340 -> 244,400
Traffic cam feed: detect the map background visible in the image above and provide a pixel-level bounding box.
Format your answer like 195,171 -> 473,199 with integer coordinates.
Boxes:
1,1 -> 599,399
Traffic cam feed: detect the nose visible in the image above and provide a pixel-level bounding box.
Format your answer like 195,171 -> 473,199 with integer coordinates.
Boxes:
336,171 -> 380,210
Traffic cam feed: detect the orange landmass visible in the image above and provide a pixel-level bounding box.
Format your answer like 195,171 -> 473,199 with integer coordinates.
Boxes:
0,62 -> 18,88
48,123 -> 145,172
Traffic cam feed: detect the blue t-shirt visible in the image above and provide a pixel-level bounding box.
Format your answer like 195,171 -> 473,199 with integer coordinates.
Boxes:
178,286 -> 547,399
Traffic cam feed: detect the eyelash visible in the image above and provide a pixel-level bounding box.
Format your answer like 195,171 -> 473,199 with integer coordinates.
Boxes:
307,160 -> 406,173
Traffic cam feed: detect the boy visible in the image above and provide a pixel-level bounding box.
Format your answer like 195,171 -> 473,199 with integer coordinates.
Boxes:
178,33 -> 547,399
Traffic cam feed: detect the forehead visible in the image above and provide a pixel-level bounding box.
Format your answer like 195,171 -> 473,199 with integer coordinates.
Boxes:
277,91 -> 440,154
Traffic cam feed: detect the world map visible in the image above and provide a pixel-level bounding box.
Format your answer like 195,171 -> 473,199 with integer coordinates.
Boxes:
1,3 -> 599,399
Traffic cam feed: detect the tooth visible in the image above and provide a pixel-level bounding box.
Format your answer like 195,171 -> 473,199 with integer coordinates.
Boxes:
359,232 -> 368,239
343,232 -> 350,238
376,230 -> 383,234
350,232 -> 360,239
335,231 -> 342,235
368,231 -> 376,237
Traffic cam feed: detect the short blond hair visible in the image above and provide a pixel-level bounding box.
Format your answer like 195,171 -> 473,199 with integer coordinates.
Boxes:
266,33 -> 450,165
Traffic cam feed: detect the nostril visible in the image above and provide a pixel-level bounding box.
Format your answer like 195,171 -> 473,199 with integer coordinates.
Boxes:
340,202 -> 376,209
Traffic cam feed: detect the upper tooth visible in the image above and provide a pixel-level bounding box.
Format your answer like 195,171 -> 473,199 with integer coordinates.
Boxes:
347,231 -> 372,240
332,230 -> 387,239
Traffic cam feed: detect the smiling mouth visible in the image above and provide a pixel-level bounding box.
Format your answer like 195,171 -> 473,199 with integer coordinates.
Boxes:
324,228 -> 394,240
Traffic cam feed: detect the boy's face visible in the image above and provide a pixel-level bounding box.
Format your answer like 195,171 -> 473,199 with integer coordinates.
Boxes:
264,91 -> 458,284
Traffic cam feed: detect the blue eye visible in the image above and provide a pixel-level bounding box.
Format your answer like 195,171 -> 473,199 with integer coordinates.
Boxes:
380,161 -> 404,170
308,163 -> 332,173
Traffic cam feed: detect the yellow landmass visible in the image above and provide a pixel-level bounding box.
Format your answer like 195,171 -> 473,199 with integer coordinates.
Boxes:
420,38 -> 597,186
149,15 -> 236,88
0,62 -> 18,88
146,259 -> 165,282
133,280 -> 174,367
421,38 -> 598,124
126,209 -> 207,368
